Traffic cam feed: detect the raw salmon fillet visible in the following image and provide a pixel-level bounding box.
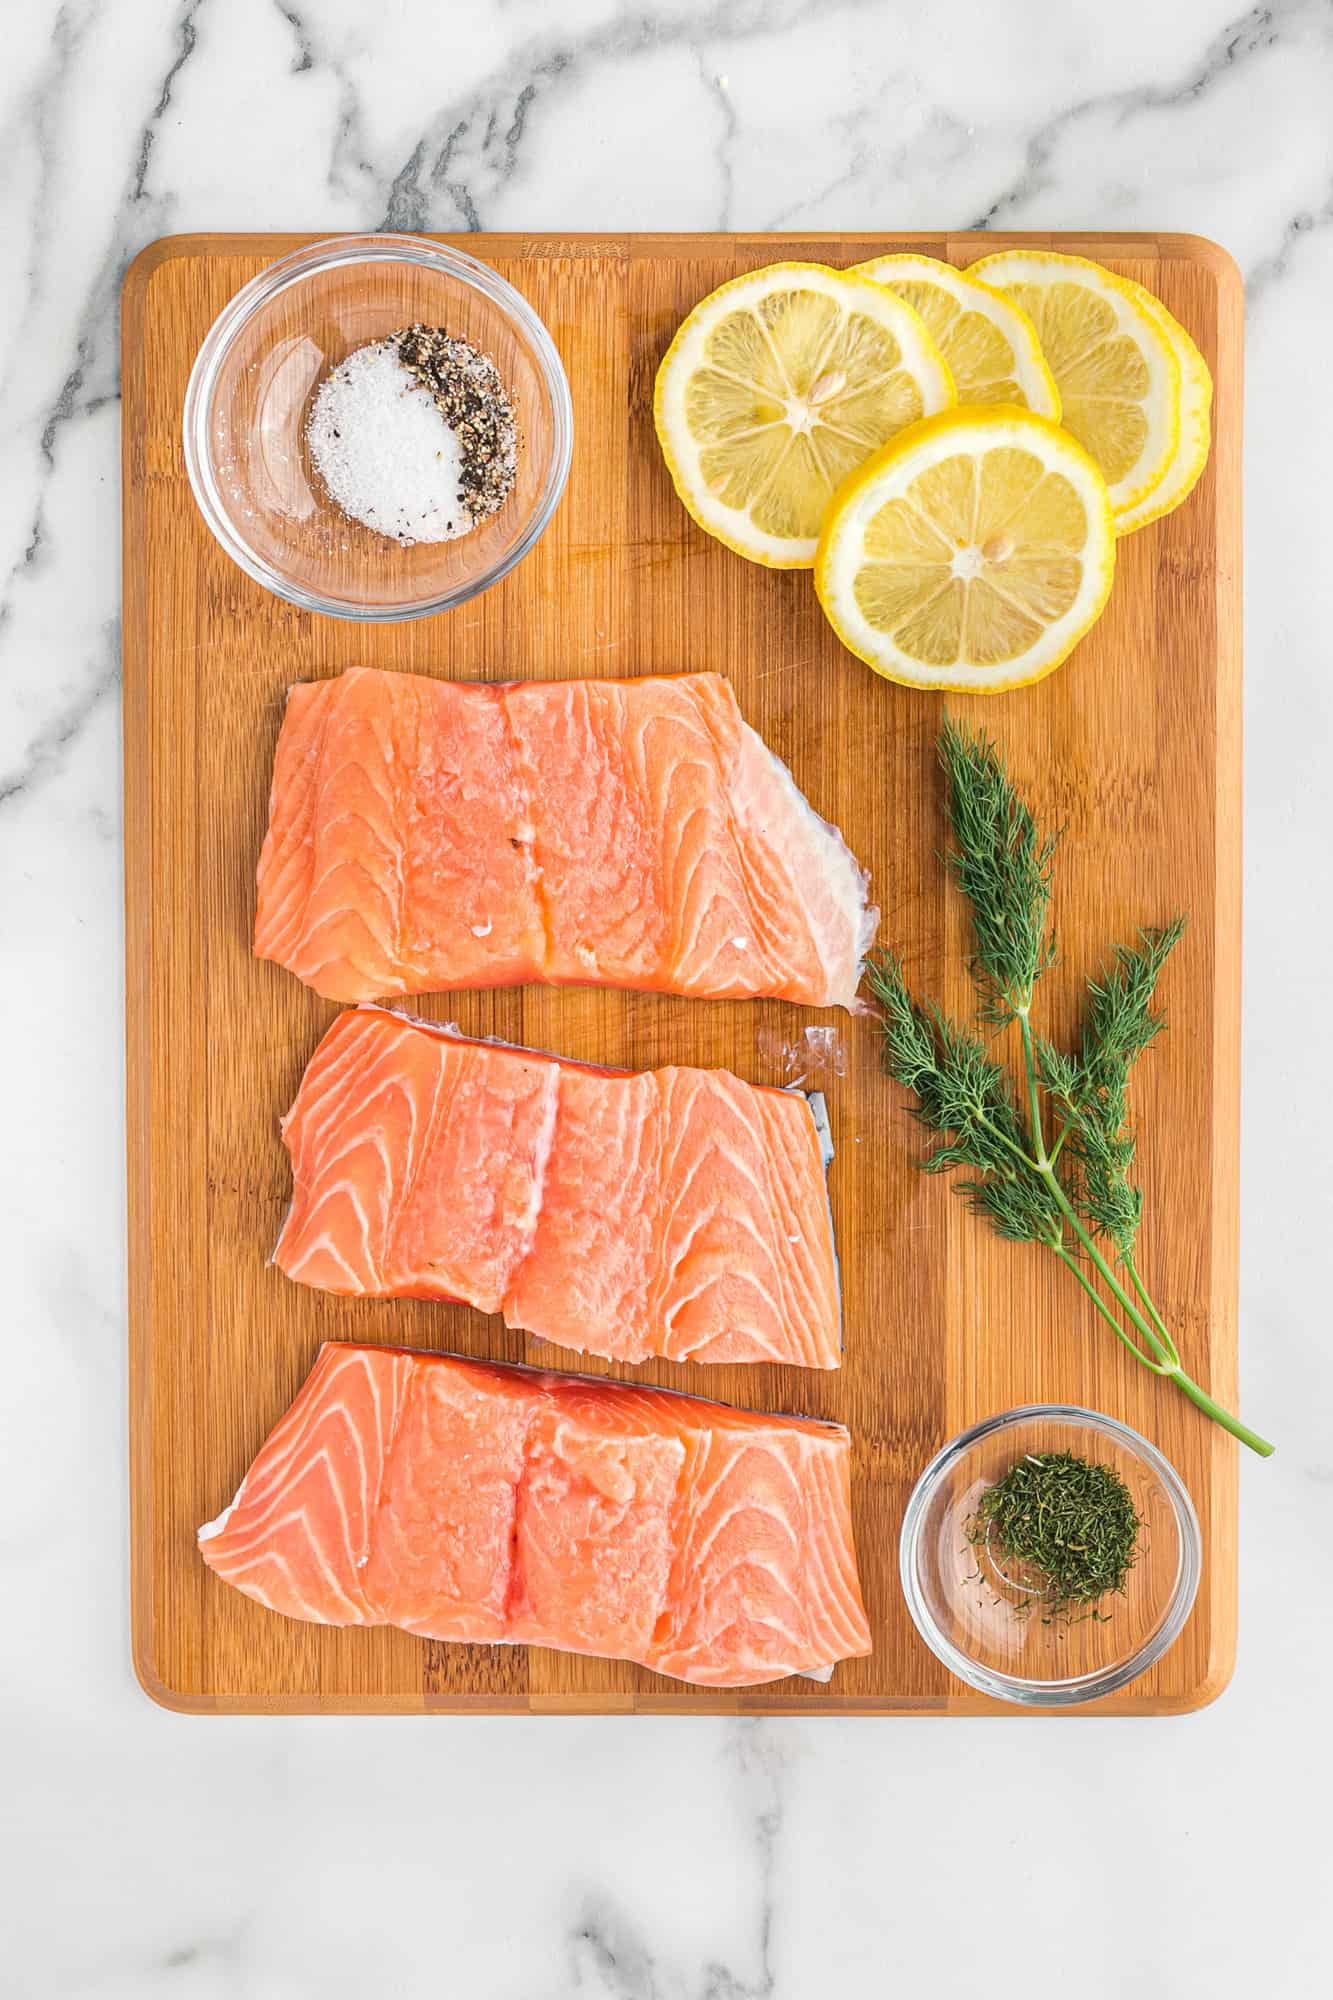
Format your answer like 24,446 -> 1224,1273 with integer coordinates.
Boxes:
198,1342 -> 872,1687
275,1008 -> 842,1369
254,666 -> 876,1006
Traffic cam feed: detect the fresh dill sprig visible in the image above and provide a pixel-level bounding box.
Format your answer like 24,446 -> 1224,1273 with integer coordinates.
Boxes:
864,954 -> 1062,1245
869,727 -> 1273,1459
1039,919 -> 1188,1256
938,719 -> 1059,1025
865,954 -> 1030,1179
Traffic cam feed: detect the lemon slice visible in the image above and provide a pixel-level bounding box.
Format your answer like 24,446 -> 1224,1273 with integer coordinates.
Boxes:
852,254 -> 1060,419
1111,277 -> 1212,533
654,262 -> 955,567
969,250 -> 1181,520
814,405 -> 1115,693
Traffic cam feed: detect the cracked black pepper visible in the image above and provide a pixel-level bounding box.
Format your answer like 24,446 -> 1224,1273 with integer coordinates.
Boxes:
391,323 -> 518,525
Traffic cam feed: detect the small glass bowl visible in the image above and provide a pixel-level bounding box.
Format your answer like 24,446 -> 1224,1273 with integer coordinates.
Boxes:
183,234 -> 573,620
899,1404 -> 1201,1706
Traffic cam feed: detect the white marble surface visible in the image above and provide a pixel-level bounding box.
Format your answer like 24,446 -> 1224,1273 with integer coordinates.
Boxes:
3,0 -> 1332,1992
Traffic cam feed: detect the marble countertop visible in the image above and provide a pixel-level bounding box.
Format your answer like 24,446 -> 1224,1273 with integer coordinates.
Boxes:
4,1 -> 1331,1992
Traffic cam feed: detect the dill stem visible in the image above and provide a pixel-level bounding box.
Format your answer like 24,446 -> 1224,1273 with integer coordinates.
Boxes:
1047,1115 -> 1075,1165
1119,1255 -> 1270,1455
972,1107 -> 1041,1174
1045,1175 -> 1175,1367
1123,1254 -> 1182,1368
1052,1243 -> 1169,1371
1164,1369 -> 1275,1459
1050,1137 -> 1273,1452
1016,1009 -> 1274,1457
1013,999 -> 1174,1367
1014,1004 -> 1046,1157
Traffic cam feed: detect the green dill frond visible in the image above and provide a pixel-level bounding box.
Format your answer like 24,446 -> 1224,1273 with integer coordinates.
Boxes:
1034,1036 -> 1081,1106
1065,1112 -> 1143,1253
957,1170 -> 1065,1244
1079,918 -> 1187,1089
1056,918 -> 1186,1255
863,950 -> 941,1097
864,951 -> 1032,1178
938,719 -> 1060,1023
926,1011 -> 1029,1162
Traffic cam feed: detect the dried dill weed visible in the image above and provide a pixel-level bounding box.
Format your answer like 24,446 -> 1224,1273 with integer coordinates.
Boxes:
305,325 -> 519,546
965,1451 -> 1142,1625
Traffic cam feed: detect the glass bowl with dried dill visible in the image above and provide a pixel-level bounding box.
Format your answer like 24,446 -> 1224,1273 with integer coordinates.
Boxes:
185,234 -> 572,620
899,1405 -> 1200,1706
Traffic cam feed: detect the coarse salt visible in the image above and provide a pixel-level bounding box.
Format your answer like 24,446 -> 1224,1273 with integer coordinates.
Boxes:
307,341 -> 469,545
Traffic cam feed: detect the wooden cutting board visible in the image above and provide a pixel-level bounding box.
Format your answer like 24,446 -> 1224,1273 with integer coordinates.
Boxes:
123,231 -> 1242,1714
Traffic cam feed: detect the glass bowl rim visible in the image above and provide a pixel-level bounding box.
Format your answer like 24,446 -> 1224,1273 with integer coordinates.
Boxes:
898,1401 -> 1202,1707
181,231 -> 575,622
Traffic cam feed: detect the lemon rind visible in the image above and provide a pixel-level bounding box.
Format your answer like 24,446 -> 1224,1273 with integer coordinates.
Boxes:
1110,276 -> 1213,534
813,404 -> 1117,694
653,261 -> 957,569
851,252 -> 1062,423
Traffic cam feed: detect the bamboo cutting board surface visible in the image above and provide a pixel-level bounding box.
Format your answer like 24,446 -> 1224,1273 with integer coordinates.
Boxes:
123,231 -> 1242,1714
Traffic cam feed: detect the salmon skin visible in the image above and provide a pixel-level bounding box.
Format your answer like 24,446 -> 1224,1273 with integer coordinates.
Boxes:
254,666 -> 877,1007
199,1342 -> 872,1688
275,1007 -> 843,1370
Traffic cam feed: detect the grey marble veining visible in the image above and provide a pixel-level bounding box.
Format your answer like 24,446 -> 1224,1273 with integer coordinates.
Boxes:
2,2 -> 1332,1993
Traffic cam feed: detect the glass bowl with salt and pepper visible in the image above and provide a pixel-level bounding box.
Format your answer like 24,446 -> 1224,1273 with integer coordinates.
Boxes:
899,1404 -> 1202,1706
184,235 -> 573,620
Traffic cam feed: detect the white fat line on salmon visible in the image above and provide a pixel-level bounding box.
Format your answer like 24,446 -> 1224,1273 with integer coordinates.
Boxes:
513,1068 -> 561,1251
197,1480 -> 246,1541
267,1199 -> 295,1267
